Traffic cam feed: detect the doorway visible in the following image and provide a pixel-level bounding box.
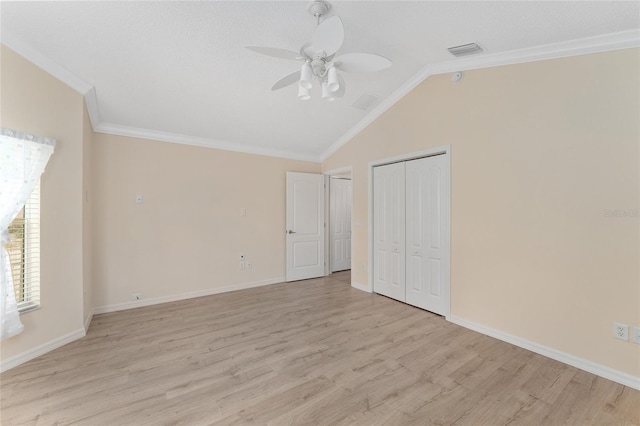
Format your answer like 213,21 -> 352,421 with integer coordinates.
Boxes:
330,175 -> 352,272
324,167 -> 353,279
285,169 -> 353,283
285,171 -> 325,282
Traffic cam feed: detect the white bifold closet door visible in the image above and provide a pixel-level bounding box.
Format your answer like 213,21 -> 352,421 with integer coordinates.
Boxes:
373,162 -> 406,301
405,155 -> 448,314
373,154 -> 449,316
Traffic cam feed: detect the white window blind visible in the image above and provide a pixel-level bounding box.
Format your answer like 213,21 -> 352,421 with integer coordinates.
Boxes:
6,181 -> 40,312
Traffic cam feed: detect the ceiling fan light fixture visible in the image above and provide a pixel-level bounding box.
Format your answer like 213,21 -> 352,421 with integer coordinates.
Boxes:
298,83 -> 311,100
247,1 -> 392,102
300,62 -> 313,89
322,81 -> 335,101
327,66 -> 339,92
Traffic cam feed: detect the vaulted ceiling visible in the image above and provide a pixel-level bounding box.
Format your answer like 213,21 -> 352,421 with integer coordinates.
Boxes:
2,1 -> 639,161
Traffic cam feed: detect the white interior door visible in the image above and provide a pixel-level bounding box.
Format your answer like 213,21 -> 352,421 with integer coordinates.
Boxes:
405,154 -> 450,316
373,162 -> 406,301
286,172 -> 325,282
330,178 -> 352,272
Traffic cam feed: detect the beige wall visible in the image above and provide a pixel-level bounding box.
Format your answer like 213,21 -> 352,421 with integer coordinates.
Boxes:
82,105 -> 93,325
1,45 -> 85,361
2,39 -> 637,381
92,134 -> 320,308
1,41 -> 319,365
323,49 -> 640,377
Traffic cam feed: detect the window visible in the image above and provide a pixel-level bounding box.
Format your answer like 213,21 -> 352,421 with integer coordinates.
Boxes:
6,181 -> 41,312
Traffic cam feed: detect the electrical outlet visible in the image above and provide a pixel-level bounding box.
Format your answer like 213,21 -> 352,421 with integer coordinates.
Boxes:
613,323 -> 629,341
132,293 -> 143,301
247,261 -> 252,269
240,253 -> 245,261
240,261 -> 245,270
632,327 -> 640,344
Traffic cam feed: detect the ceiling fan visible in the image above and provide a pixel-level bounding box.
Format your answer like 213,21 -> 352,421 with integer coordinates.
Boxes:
245,0 -> 392,101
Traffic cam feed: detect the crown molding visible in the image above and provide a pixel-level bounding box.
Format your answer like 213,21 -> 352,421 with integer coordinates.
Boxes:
3,27 -> 638,164
319,29 -> 640,162
1,31 -> 93,95
94,122 -> 320,163
2,31 -> 320,162
83,87 -> 102,129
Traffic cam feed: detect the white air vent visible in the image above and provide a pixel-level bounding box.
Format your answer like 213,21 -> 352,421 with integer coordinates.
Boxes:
447,43 -> 484,57
351,94 -> 379,111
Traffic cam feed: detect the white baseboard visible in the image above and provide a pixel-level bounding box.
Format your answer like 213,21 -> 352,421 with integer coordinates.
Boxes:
93,276 -> 285,315
449,315 -> 640,391
84,310 -> 94,333
0,328 -> 86,373
351,281 -> 371,293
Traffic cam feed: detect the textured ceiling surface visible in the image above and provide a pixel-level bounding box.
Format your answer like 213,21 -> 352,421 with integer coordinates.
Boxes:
2,1 -> 639,160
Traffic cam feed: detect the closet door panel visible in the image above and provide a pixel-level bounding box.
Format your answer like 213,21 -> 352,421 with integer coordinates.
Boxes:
373,162 -> 406,301
405,154 -> 448,315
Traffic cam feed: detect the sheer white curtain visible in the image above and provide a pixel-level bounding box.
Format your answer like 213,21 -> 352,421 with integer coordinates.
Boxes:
0,128 -> 55,340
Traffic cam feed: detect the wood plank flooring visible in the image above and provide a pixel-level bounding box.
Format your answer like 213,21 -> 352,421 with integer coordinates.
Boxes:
1,271 -> 638,425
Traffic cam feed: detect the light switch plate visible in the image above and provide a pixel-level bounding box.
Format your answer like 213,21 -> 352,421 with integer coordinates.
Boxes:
135,194 -> 143,204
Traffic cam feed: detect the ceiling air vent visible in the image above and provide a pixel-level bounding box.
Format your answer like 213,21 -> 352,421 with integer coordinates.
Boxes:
351,94 -> 379,111
447,43 -> 484,57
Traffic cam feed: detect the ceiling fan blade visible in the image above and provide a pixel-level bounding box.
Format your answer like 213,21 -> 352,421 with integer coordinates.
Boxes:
245,46 -> 301,61
333,53 -> 392,73
311,16 -> 344,57
271,70 -> 301,90
334,74 -> 346,98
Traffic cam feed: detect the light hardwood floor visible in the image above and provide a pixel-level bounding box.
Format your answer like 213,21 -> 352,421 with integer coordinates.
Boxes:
1,272 -> 638,425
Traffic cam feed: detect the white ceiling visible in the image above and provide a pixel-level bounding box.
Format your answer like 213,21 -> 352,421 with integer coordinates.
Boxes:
2,1 -> 639,161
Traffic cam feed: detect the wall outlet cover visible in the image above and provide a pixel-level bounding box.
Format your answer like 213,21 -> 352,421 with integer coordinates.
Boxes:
613,323 -> 629,341
632,326 -> 640,344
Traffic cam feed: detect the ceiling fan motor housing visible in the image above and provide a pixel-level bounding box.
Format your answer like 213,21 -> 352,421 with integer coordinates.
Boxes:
311,58 -> 327,77
308,0 -> 331,18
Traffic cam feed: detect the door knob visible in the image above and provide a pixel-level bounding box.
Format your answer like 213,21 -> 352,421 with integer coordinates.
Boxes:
287,230 -> 296,234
